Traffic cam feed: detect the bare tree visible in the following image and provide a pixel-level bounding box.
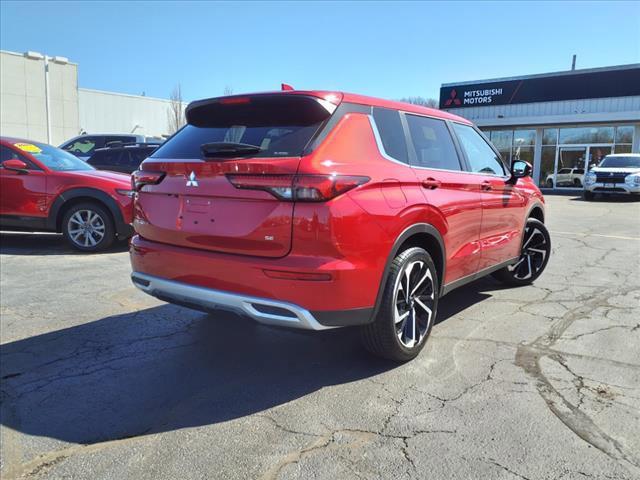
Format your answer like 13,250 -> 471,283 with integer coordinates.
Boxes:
223,85 -> 234,96
399,96 -> 439,109
168,83 -> 186,134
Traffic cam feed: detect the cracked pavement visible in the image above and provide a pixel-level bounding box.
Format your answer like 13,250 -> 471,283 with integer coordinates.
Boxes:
1,195 -> 639,479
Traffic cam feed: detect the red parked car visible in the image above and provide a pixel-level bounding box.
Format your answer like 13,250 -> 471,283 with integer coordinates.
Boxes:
0,137 -> 133,251
130,91 -> 550,361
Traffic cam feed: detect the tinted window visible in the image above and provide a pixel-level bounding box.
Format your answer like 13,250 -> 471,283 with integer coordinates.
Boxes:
372,107 -> 408,163
406,115 -> 461,171
88,150 -> 122,166
63,137 -> 99,155
453,123 -> 506,176
153,95 -> 333,160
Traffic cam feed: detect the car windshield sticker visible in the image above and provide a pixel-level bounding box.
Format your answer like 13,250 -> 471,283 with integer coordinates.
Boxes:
14,142 -> 42,154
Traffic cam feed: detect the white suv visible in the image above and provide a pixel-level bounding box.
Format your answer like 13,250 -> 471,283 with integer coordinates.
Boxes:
583,153 -> 640,200
546,168 -> 584,188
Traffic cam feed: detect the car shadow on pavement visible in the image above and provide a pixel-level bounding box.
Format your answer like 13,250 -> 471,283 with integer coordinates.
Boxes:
568,195 -> 640,203
0,232 -> 129,255
0,305 -> 396,445
436,276 -> 509,324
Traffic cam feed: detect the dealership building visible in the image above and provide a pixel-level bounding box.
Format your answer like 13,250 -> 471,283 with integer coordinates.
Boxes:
440,64 -> 640,190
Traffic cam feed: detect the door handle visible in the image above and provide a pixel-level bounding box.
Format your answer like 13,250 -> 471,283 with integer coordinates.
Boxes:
481,181 -> 492,191
421,178 -> 441,190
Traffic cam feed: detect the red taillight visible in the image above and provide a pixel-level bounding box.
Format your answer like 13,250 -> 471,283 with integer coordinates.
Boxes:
132,170 -> 165,191
226,174 -> 369,202
219,96 -> 251,105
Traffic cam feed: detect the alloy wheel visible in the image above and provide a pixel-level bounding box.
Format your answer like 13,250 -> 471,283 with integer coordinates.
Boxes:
67,209 -> 106,248
508,224 -> 549,280
393,260 -> 435,348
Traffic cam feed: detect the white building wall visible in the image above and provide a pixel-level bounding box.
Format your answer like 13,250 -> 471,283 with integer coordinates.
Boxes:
0,50 -> 79,145
1,50 -> 186,146
79,88 -> 185,139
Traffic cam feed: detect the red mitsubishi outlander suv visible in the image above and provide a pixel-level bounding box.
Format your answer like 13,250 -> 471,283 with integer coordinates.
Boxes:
130,91 -> 550,361
0,137 -> 133,251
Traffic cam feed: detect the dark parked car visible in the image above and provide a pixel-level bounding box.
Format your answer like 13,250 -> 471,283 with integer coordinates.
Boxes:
86,144 -> 158,174
60,134 -> 163,161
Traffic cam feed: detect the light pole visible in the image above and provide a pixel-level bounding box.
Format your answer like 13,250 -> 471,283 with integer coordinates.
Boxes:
24,51 -> 69,145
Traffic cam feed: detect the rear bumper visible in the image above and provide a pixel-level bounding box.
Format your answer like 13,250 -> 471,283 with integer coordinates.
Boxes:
129,235 -> 380,328
132,272 -> 337,330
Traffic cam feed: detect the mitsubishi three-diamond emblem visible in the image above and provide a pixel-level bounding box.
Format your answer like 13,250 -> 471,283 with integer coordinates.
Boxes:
186,171 -> 198,187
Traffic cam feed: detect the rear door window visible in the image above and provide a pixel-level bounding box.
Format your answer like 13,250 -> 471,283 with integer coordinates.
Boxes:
405,115 -> 461,171
89,150 -> 122,167
151,95 -> 335,160
372,107 -> 408,164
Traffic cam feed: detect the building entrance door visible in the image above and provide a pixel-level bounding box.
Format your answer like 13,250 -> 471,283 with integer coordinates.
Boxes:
552,146 -> 587,189
551,144 -> 613,189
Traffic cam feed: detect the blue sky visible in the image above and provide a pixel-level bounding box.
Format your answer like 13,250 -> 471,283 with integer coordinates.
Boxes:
1,1 -> 639,102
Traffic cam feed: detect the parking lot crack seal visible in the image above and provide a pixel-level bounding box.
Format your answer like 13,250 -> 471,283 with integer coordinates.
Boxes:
515,285 -> 640,474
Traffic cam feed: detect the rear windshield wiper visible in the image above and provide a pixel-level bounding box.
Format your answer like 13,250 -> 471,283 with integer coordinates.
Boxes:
201,142 -> 262,158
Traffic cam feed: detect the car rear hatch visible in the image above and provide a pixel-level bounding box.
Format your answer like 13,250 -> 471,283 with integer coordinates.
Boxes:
133,93 -> 340,258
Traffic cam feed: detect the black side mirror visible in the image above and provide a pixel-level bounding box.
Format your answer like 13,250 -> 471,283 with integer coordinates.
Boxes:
509,160 -> 532,183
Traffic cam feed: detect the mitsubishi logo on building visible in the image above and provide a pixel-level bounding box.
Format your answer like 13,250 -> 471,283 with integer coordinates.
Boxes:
186,171 -> 199,187
444,89 -> 462,107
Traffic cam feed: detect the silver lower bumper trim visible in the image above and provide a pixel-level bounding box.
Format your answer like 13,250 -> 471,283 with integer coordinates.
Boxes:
131,272 -> 334,331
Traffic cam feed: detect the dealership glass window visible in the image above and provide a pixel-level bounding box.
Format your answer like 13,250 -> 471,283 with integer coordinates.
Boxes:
615,125 -> 634,144
513,129 -> 535,146
543,129 -> 558,145
614,144 -> 632,154
539,146 -> 556,188
513,145 -> 534,165
559,126 -> 614,144
489,130 -> 512,165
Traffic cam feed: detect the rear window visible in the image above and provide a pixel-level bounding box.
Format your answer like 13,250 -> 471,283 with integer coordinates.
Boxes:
151,95 -> 335,160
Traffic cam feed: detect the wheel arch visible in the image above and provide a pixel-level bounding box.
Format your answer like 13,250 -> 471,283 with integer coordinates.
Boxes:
371,223 -> 446,322
47,188 -> 124,234
527,202 -> 545,223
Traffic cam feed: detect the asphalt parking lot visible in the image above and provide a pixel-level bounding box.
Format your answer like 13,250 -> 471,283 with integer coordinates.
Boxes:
1,195 -> 639,480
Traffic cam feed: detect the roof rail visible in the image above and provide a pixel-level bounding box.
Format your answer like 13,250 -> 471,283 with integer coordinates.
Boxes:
96,142 -> 160,151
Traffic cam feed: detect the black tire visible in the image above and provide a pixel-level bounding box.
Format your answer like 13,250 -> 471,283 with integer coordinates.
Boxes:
492,218 -> 550,287
62,202 -> 115,252
546,179 -> 554,188
573,178 -> 582,187
361,247 -> 439,362
583,191 -> 595,201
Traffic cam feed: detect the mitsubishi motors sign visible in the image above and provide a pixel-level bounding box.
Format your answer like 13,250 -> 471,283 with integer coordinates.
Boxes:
440,66 -> 640,109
